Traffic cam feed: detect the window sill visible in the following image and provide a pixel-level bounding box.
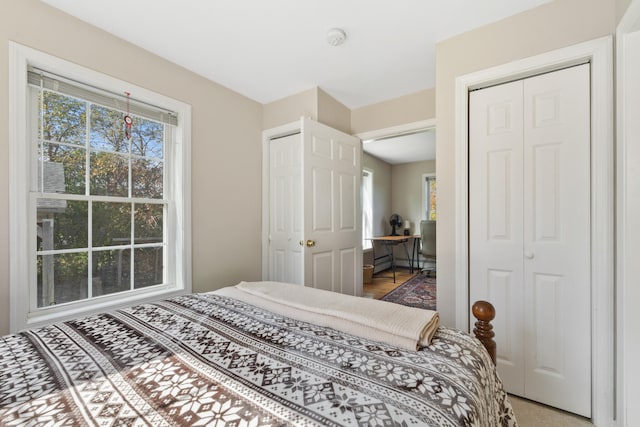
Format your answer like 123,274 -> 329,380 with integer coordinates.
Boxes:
20,286 -> 189,332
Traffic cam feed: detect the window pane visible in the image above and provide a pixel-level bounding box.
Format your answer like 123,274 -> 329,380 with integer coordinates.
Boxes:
93,249 -> 130,297
92,202 -> 131,247
90,105 -> 129,153
134,247 -> 163,289
37,199 -> 88,250
429,179 -> 437,221
90,151 -> 129,196
40,144 -> 86,194
135,203 -> 163,243
132,118 -> 163,158
37,252 -> 88,307
41,92 -> 86,145
362,171 -> 373,249
132,158 -> 163,199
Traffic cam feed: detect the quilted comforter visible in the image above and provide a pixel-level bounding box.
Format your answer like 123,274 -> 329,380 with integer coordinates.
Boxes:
0,293 -> 517,426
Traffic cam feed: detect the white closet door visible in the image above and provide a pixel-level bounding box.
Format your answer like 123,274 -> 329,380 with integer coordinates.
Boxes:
469,64 -> 591,416
469,80 -> 525,395
522,64 -> 591,416
268,134 -> 303,285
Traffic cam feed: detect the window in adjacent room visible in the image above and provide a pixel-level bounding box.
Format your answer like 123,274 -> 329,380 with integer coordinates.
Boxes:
423,174 -> 437,221
9,43 -> 191,331
362,169 -> 373,249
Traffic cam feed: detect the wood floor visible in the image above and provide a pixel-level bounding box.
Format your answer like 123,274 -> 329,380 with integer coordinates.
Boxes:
363,267 -> 416,299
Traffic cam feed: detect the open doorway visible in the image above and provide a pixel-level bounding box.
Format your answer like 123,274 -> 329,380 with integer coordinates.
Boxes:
357,121 -> 435,300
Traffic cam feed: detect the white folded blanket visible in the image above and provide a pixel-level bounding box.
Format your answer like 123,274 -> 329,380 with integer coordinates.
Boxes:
213,281 -> 440,351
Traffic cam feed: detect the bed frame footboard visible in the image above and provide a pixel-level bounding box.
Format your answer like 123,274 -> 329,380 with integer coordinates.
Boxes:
472,301 -> 496,365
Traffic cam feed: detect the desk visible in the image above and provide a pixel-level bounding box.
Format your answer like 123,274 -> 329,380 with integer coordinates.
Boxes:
368,235 -> 420,282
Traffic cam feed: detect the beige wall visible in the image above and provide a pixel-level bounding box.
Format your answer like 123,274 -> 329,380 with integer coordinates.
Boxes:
435,0 -> 616,327
0,0 -> 264,335
263,85 -> 437,136
262,87 -> 351,134
351,88 -> 435,135
618,0 -> 633,21
262,88 -> 318,130
317,89 -> 351,134
392,160 -> 435,236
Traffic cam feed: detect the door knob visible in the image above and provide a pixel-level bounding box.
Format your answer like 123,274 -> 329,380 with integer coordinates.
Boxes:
524,252 -> 534,259
305,240 -> 316,247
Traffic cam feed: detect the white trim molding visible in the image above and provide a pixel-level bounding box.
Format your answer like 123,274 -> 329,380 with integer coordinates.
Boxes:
454,36 -> 614,426
354,118 -> 436,141
616,1 -> 640,425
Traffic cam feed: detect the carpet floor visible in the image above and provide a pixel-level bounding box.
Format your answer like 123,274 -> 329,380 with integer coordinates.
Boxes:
380,273 -> 436,311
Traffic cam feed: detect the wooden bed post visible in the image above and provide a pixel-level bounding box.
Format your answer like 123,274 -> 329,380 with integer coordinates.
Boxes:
472,300 -> 496,365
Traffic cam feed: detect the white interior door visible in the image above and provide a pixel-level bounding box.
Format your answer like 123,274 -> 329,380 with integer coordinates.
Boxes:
469,64 -> 591,416
268,133 -> 303,284
302,118 -> 362,296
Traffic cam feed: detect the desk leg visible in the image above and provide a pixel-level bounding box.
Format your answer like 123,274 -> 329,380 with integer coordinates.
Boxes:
410,239 -> 416,273
380,242 -> 396,283
412,238 -> 420,273
411,239 -> 417,274
388,243 -> 396,283
402,242 -> 411,275
371,243 -> 376,273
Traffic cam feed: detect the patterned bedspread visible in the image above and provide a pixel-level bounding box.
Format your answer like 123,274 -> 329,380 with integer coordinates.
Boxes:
0,293 -> 517,426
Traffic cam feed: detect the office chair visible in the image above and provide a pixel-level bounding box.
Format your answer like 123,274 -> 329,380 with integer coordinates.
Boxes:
420,220 -> 436,277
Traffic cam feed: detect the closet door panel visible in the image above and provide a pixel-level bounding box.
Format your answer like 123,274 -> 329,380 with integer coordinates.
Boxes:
469,80 -> 525,395
523,64 -> 591,417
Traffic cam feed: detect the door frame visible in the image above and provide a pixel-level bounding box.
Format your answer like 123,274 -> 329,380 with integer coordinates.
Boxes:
454,36 -> 613,425
616,2 -> 640,424
355,119 -> 436,269
354,118 -> 436,142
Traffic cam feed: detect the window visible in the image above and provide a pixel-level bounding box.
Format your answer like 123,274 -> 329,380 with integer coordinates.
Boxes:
424,174 -> 436,221
362,170 -> 373,249
9,43 -> 191,331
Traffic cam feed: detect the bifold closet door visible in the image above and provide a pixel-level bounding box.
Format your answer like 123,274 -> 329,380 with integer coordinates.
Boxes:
469,64 -> 591,417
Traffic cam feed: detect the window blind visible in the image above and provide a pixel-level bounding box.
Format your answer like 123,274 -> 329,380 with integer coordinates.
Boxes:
28,67 -> 178,126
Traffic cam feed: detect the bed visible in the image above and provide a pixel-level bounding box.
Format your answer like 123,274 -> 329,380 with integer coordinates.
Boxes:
0,281 -> 517,426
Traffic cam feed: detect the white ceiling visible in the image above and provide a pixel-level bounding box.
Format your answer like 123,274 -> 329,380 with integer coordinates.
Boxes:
364,130 -> 435,165
40,0 -> 552,109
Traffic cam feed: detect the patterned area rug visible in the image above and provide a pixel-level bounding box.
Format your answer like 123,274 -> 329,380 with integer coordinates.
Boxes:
380,273 -> 436,310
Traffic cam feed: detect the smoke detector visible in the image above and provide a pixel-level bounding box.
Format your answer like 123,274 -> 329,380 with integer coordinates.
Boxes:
327,28 -> 347,46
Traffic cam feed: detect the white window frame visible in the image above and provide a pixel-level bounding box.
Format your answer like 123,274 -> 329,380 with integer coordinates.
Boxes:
422,173 -> 436,221
9,42 -> 192,332
362,169 -> 374,250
